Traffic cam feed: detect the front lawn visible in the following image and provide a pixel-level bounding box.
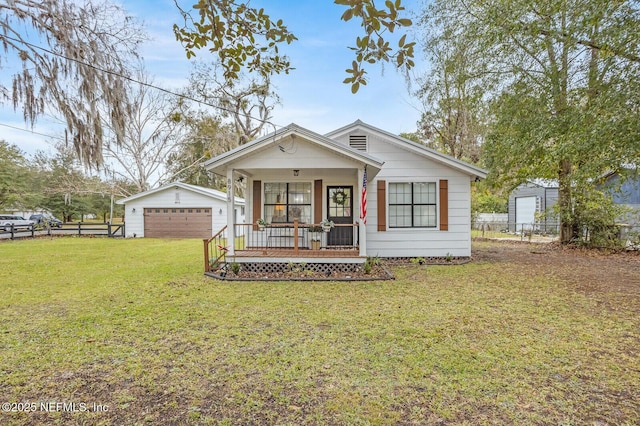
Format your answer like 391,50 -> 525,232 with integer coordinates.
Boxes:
0,238 -> 638,425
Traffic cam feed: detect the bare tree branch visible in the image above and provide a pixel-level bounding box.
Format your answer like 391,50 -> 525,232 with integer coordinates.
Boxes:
102,67 -> 186,192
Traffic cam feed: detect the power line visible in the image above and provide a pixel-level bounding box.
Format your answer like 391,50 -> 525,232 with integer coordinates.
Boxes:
0,121 -> 64,141
0,33 -> 284,130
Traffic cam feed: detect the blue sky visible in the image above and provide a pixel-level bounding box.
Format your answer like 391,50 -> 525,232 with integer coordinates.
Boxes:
1,0 -> 424,156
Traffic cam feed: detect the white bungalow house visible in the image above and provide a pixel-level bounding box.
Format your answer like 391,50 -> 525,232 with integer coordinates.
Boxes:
117,182 -> 245,238
203,120 -> 486,269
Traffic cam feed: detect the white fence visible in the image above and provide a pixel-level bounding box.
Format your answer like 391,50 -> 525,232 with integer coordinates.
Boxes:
472,213 -> 560,242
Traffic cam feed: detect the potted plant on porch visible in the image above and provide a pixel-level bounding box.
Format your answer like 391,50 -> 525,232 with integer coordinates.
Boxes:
308,225 -> 323,250
320,219 -> 334,233
256,218 -> 267,231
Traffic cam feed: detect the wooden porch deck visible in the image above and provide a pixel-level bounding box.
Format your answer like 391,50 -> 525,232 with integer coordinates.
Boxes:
233,247 -> 361,259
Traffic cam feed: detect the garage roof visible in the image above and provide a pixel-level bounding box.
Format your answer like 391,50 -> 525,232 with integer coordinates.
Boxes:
116,182 -> 245,205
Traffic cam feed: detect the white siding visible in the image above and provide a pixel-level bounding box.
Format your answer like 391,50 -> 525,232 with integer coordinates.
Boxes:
234,138 -> 361,170
354,132 -> 473,257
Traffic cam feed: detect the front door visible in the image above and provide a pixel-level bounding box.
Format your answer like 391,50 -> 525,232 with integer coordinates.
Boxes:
327,186 -> 353,246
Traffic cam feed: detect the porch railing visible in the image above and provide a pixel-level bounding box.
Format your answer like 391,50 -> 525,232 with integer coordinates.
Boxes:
204,221 -> 361,272
233,221 -> 359,254
203,225 -> 228,273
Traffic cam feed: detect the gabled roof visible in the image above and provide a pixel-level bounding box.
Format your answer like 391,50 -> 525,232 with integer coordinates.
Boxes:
202,123 -> 385,174
325,120 -> 488,179
601,164 -> 639,181
116,182 -> 244,205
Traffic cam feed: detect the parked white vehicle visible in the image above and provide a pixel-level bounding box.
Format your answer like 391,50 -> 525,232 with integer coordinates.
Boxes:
0,215 -> 35,231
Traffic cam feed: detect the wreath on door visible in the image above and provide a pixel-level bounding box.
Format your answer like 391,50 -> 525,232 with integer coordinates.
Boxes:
332,189 -> 348,206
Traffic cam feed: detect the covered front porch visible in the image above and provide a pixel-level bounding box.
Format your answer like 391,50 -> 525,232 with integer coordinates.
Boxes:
203,221 -> 363,273
201,124 -> 385,272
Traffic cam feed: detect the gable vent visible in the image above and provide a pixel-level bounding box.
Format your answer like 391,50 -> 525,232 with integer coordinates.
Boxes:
349,135 -> 368,151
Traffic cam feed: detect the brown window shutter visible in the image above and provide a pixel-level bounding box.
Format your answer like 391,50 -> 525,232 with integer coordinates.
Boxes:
314,180 -> 323,224
377,180 -> 386,231
252,180 -> 261,231
439,179 -> 449,231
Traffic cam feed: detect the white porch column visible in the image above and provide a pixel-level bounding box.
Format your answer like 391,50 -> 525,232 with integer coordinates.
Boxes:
226,168 -> 236,256
358,167 -> 367,257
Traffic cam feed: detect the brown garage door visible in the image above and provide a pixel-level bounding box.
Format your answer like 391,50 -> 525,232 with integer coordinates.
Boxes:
144,208 -> 212,238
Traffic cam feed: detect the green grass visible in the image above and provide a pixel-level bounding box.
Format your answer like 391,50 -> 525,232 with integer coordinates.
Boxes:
0,237 -> 638,425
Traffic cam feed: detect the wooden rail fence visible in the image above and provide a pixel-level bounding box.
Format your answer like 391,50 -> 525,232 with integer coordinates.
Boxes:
0,222 -> 125,240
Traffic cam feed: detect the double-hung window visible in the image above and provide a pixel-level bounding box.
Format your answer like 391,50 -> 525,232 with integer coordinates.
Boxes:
264,182 -> 311,223
388,182 -> 437,228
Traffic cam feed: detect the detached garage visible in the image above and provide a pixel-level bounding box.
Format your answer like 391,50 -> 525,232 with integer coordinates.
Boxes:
117,182 -> 245,238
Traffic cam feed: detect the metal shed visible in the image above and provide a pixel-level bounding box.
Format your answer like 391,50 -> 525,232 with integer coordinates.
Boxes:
508,179 -> 559,233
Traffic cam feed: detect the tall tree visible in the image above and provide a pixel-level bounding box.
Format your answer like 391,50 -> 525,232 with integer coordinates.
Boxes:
0,0 -> 144,167
102,68 -> 186,193
187,62 -> 278,144
0,141 -> 35,211
426,0 -> 640,243
32,144 -> 111,221
415,5 -> 487,163
166,113 -> 239,190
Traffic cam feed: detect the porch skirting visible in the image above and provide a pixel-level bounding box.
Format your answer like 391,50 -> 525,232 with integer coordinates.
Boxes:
239,261 -> 362,274
205,261 -> 394,281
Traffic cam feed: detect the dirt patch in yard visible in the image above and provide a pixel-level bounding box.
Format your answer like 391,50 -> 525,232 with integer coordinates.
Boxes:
473,239 -> 640,300
210,241 -> 640,287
